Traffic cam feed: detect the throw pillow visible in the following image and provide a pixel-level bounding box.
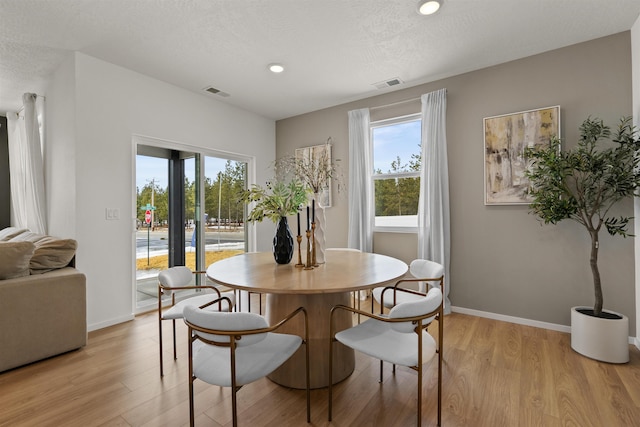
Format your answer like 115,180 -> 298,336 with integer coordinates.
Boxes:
30,237 -> 78,274
0,227 -> 29,241
0,241 -> 36,279
8,231 -> 50,244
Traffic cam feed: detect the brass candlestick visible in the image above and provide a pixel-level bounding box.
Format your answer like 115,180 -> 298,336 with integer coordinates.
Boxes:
311,222 -> 318,267
295,235 -> 303,267
304,230 -> 313,270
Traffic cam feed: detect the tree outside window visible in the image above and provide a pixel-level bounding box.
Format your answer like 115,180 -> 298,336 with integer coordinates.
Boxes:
371,116 -> 421,229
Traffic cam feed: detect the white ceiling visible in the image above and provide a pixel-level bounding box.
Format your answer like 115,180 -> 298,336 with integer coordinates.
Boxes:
1,0 -> 640,121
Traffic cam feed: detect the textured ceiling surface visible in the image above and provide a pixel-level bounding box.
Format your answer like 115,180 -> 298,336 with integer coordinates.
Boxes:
1,0 -> 640,120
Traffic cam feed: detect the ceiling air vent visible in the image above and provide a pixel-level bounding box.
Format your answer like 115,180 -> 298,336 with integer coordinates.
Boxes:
204,86 -> 230,98
372,77 -> 404,90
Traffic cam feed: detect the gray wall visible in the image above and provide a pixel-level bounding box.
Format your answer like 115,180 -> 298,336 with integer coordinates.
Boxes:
276,32 -> 635,334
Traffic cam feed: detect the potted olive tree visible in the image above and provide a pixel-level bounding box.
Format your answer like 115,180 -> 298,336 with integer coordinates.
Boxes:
525,117 -> 640,363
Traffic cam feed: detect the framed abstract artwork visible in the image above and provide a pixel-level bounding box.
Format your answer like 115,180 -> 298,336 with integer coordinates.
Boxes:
484,105 -> 560,205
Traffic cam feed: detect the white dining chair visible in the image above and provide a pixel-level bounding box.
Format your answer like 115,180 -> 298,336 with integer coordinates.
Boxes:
329,286 -> 443,426
157,266 -> 236,377
184,303 -> 310,427
372,258 -> 444,314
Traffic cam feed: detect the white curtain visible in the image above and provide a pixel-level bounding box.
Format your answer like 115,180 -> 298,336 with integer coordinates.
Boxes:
7,93 -> 47,234
347,108 -> 373,252
418,88 -> 451,313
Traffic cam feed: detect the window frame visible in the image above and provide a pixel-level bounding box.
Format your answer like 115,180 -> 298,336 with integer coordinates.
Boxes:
370,113 -> 421,233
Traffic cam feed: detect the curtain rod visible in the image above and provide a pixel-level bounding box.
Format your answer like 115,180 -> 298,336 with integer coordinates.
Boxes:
369,96 -> 421,111
15,94 -> 46,114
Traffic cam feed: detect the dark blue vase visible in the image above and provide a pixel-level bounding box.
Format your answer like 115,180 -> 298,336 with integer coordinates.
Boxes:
273,216 -> 294,264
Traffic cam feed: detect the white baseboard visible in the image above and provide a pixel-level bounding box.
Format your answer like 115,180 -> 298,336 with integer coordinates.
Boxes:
86,307 -> 639,347
450,305 -> 571,333
88,314 -> 135,332
450,306 -> 638,345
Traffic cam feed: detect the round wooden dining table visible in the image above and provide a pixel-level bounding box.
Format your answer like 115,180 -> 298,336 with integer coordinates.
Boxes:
206,250 -> 408,389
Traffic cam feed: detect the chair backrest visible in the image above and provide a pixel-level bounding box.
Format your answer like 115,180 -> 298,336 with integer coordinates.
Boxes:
183,305 -> 269,347
158,266 -> 192,296
388,287 -> 442,333
409,259 -> 444,293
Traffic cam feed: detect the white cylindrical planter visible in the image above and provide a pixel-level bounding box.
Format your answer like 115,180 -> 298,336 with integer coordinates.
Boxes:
571,306 -> 629,363
313,195 -> 326,264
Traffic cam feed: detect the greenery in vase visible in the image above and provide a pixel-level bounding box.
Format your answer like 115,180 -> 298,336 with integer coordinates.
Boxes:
524,117 -> 640,317
241,179 -> 309,223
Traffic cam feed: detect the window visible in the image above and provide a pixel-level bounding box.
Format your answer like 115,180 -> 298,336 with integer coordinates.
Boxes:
371,114 -> 421,231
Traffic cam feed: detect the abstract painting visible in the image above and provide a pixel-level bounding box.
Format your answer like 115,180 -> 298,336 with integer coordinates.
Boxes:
484,105 -> 560,205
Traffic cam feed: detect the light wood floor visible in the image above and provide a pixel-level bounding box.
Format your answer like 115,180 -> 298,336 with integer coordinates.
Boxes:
1,296 -> 640,427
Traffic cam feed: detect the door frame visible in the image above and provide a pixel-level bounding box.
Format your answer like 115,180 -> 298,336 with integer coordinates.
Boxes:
132,134 -> 255,314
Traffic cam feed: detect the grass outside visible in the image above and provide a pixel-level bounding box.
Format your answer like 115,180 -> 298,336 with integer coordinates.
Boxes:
136,249 -> 244,271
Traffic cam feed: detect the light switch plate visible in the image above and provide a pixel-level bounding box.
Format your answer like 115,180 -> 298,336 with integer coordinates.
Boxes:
105,208 -> 120,220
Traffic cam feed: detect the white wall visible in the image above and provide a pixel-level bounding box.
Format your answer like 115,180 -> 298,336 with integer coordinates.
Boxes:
632,17 -> 640,348
47,52 -> 275,331
46,53 -> 77,239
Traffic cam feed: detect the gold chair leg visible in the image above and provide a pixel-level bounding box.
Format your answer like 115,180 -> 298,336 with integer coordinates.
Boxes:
158,288 -> 164,377
417,362 -> 422,427
438,316 -> 443,426
416,323 -> 422,427
437,350 -> 442,426
188,329 -> 195,427
172,319 -> 177,359
305,338 -> 310,422
230,337 -> 239,427
189,376 -> 195,427
158,318 -> 164,377
328,323 -> 334,420
231,387 -> 238,427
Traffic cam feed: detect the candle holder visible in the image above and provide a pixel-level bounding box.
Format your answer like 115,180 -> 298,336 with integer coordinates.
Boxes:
311,222 -> 318,267
304,230 -> 313,270
295,235 -> 303,267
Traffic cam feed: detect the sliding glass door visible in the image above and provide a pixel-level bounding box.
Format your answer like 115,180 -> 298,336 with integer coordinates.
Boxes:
201,156 -> 247,270
135,142 -> 248,311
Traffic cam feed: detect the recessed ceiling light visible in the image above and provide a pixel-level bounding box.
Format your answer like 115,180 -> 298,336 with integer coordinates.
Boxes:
268,63 -> 285,73
417,0 -> 442,15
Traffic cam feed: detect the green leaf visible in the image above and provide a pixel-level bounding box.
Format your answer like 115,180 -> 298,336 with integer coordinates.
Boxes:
241,179 -> 310,223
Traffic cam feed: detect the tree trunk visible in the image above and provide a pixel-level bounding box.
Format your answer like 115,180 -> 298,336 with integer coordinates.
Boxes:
590,230 -> 603,316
